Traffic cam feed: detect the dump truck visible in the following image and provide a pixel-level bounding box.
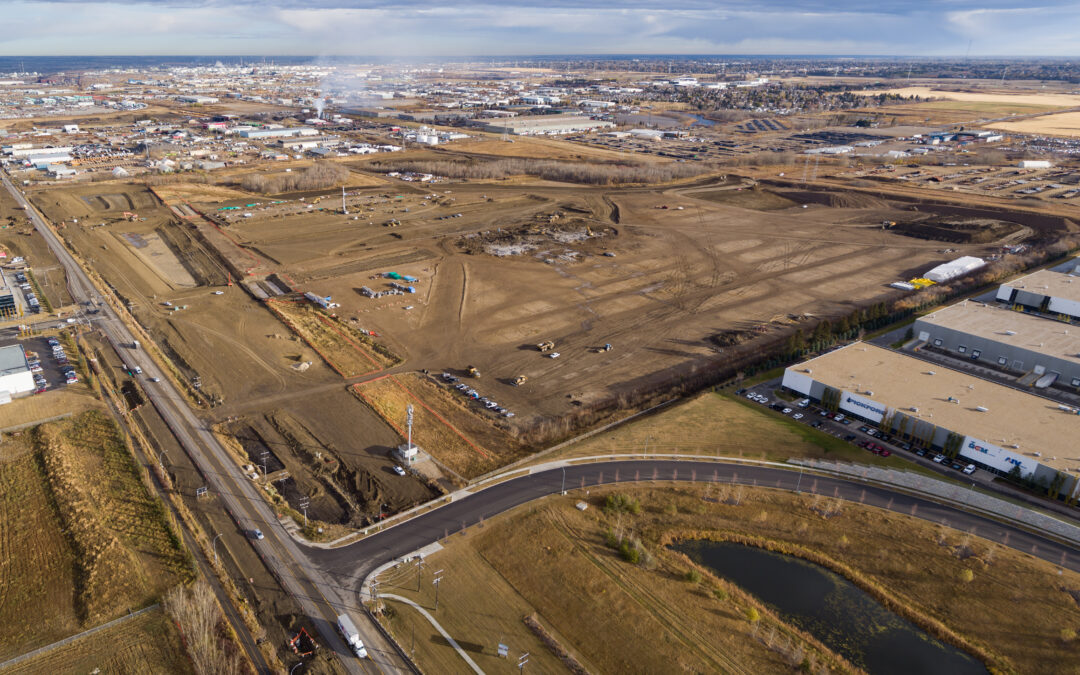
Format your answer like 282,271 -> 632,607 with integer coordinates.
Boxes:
514,375 -> 528,386
467,365 -> 481,378
336,614 -> 367,658
536,340 -> 555,352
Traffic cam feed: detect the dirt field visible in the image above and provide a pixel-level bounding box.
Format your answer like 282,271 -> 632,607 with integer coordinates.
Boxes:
267,297 -> 398,377
0,411 -> 190,661
0,187 -> 73,308
988,111 -> 1080,138
379,485 -> 1080,675
855,86 -> 1080,108
3,607 -> 193,675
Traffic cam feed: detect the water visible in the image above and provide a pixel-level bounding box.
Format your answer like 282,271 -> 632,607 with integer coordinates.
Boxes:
674,540 -> 986,675
685,113 -> 717,127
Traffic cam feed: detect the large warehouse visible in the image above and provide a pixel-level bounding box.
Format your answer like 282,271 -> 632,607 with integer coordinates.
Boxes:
0,344 -> 35,402
782,343 -> 1080,498
475,114 -> 615,136
914,301 -> 1080,390
996,267 -> 1080,321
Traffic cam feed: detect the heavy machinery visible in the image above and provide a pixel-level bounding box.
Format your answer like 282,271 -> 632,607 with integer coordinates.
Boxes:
598,343 -> 612,352
513,375 -> 528,386
467,365 -> 481,378
536,340 -> 555,352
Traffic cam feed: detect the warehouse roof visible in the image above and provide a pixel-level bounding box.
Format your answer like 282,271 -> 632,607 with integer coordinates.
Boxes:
1001,267 -> 1080,302
794,342 -> 1080,472
918,301 -> 1080,365
0,344 -> 29,377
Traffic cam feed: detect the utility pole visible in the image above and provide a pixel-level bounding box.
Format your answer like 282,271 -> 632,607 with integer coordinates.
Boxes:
518,652 -> 529,673
416,557 -> 424,592
432,569 -> 444,611
561,466 -> 566,494
212,533 -> 223,566
298,496 -> 310,527
260,450 -> 269,478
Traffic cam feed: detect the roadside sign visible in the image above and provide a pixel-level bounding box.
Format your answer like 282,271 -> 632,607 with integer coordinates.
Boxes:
195,486 -> 208,497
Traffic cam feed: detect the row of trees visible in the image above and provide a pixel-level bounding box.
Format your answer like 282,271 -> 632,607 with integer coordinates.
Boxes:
239,161 -> 350,194
374,158 -> 715,186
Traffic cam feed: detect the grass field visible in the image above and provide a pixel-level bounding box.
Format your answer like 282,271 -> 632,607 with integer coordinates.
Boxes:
267,298 -> 399,377
379,485 -> 1080,675
4,608 -> 193,675
549,391 -> 920,472
351,373 -> 526,478
0,411 -> 191,661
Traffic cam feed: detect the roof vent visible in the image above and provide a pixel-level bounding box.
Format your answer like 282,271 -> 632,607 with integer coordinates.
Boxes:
865,390 -> 874,396
926,370 -> 936,375
910,407 -> 919,413
1004,330 -> 1016,335
975,406 -> 989,412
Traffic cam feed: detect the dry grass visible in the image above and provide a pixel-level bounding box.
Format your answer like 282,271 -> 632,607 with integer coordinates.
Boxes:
267,298 -> 398,377
988,111 -> 1080,138
548,391 -> 920,471
3,607 -> 193,675
351,374 -> 524,478
394,485 -> 1080,675
373,157 -> 714,185
239,161 -> 350,194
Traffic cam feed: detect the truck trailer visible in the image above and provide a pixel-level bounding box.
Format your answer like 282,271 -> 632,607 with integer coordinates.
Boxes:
336,614 -> 368,658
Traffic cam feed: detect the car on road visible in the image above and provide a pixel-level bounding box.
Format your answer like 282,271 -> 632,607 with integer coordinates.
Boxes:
133,365 -> 142,374
149,377 -> 160,383
392,465 -> 406,476
251,529 -> 264,540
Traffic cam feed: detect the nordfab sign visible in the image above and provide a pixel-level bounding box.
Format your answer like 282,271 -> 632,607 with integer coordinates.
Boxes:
840,391 -> 887,423
960,437 -> 1038,476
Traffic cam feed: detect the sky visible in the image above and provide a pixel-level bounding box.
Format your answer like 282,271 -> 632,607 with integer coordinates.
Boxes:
1,0 -> 1078,57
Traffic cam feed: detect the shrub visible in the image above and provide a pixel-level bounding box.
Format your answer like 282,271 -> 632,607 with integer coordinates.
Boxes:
664,503 -> 678,517
618,540 -> 640,564
959,568 -> 974,583
604,493 -> 642,515
685,569 -> 703,584
240,161 -> 349,194
712,587 -> 728,601
1060,628 -> 1076,643
745,607 -> 761,623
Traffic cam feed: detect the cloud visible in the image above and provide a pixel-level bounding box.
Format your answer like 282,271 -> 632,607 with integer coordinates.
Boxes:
1,0 -> 1078,55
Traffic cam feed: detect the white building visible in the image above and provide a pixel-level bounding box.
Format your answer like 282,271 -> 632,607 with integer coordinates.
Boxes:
1019,160 -> 1052,169
924,256 -> 986,283
0,344 -> 35,402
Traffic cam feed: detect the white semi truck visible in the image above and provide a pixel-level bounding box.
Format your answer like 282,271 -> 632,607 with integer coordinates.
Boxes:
336,614 -> 368,658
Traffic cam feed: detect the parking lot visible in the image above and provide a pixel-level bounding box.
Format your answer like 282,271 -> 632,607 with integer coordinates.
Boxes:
4,334 -> 77,394
741,379 -> 983,481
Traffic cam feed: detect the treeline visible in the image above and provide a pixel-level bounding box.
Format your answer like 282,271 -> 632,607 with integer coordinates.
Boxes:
239,161 -> 350,194
373,158 -> 715,185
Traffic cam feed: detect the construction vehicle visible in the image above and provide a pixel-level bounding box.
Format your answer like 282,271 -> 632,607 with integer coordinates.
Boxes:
467,365 -> 481,378
597,343 -> 612,352
514,375 -> 528,386
536,340 -> 555,352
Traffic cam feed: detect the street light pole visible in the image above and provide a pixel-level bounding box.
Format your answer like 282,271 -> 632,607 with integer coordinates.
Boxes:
212,533 -> 223,566
561,466 -> 565,494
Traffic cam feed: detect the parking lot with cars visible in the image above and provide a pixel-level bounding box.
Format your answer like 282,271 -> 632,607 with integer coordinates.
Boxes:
740,379 -> 980,481
8,334 -> 78,393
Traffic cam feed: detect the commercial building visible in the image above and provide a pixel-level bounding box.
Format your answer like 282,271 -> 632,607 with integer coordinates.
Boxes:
782,343 -> 1080,497
475,114 -> 614,136
914,301 -> 1080,390
237,127 -> 317,140
996,267 -> 1080,321
0,270 -> 17,318
0,344 -> 35,402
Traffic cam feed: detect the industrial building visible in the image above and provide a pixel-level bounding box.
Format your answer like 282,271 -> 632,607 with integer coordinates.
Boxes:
996,267 -> 1080,321
237,127 -> 317,140
0,271 -> 16,318
475,114 -> 614,136
0,344 -> 35,402
915,301 -> 1080,390
782,343 -> 1080,497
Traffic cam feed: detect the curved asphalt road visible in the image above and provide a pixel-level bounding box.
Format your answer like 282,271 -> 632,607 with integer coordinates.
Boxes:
309,460 -> 1080,588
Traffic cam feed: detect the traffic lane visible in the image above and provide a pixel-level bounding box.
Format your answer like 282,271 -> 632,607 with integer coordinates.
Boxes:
311,461 -> 1079,583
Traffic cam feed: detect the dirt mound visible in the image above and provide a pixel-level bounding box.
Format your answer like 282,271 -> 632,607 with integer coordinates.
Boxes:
692,186 -> 797,211
778,190 -> 890,210
892,217 -> 1024,244
458,214 -> 614,260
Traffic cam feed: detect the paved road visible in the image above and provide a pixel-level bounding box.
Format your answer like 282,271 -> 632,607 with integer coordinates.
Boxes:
310,460 -> 1080,592
1,172 -> 409,675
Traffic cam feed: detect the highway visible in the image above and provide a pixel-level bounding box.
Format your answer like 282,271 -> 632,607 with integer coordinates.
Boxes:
1,172 -> 410,675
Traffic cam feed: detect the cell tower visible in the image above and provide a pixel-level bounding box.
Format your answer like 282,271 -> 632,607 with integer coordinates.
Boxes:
406,404 -> 414,450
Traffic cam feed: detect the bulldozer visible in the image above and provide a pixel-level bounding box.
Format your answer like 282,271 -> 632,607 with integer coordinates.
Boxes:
536,340 -> 555,352
467,365 -> 481,379
513,375 -> 528,386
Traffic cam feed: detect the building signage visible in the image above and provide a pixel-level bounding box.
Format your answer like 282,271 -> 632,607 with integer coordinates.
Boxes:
840,392 -> 886,423
960,437 -> 1037,476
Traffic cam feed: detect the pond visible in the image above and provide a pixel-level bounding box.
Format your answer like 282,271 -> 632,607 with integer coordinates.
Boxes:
685,113 -> 717,127
674,540 -> 986,675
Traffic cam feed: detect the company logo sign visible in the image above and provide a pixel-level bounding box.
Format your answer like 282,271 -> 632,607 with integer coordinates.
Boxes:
967,441 -> 994,455
845,396 -> 886,417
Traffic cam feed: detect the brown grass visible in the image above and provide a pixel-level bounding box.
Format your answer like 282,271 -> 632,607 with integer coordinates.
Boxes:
372,157 -> 716,185
380,484 -> 1080,675
3,607 -> 194,675
239,161 -> 350,195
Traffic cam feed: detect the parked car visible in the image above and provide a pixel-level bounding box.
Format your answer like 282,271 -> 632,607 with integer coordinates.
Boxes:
792,413 -> 803,420
932,454 -> 946,463
962,464 -> 977,475
392,466 -> 406,476
781,407 -> 792,414
834,414 -> 845,422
